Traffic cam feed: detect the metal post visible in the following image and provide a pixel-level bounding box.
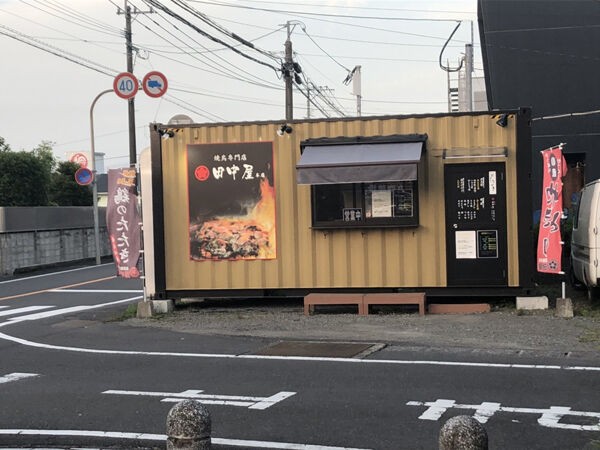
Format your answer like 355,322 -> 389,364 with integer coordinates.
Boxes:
89,89 -> 113,266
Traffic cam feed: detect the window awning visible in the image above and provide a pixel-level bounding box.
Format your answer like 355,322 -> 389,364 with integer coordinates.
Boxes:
296,141 -> 425,185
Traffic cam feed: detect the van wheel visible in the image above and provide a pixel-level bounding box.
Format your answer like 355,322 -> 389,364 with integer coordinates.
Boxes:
569,266 -> 586,291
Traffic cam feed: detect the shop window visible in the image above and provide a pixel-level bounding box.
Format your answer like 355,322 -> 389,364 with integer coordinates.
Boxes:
312,180 -> 418,228
297,134 -> 426,229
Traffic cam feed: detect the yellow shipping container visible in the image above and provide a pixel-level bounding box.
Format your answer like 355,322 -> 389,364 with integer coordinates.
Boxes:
141,109 -> 534,299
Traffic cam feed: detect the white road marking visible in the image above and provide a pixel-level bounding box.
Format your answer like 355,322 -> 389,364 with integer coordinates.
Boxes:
4,296 -> 141,324
0,263 -> 113,284
103,388 -> 296,410
0,373 -> 38,384
407,399 -> 600,431
49,289 -> 143,293
0,306 -> 54,318
0,429 -> 371,449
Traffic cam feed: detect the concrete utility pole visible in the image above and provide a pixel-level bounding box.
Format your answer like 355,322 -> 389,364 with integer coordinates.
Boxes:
117,1 -> 153,167
352,65 -> 362,117
464,22 -> 474,112
284,22 -> 294,122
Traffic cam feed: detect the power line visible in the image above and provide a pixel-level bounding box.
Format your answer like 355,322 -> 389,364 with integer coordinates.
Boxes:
142,0 -> 281,73
135,10 -> 282,90
0,24 -> 118,76
187,0 -> 467,22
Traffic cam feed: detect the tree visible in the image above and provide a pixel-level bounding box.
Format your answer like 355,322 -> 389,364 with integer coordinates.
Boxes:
0,150 -> 50,206
0,136 -> 10,152
48,161 -> 93,206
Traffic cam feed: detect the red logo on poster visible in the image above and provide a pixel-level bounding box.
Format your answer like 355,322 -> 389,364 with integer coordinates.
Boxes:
195,165 -> 210,181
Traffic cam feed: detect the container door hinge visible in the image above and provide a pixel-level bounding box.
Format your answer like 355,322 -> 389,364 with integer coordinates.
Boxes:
594,259 -> 598,268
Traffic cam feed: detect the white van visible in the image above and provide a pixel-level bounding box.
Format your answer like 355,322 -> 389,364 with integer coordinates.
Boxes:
570,179 -> 600,288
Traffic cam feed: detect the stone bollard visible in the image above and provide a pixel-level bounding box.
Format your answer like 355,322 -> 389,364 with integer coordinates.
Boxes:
166,399 -> 211,450
439,415 -> 488,450
555,297 -> 574,318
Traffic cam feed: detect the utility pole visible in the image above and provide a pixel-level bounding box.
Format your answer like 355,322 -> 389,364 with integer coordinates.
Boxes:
117,1 -> 152,167
352,65 -> 362,117
284,22 -> 294,122
464,21 -> 474,112
306,85 -> 310,119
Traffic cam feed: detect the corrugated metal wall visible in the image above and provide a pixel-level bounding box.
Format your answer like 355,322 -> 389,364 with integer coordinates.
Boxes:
159,113 -> 519,291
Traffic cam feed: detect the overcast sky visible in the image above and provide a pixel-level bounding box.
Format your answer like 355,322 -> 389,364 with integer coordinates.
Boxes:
0,0 -> 480,170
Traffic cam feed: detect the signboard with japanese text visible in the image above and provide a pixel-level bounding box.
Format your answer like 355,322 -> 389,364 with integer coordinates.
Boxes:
537,145 -> 567,274
444,162 -> 507,286
106,168 -> 141,278
187,142 -> 276,261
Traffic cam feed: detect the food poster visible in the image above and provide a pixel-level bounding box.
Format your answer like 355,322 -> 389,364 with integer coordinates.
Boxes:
187,142 -> 276,261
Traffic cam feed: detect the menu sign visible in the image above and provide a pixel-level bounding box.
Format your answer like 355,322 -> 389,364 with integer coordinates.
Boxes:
453,173 -> 498,223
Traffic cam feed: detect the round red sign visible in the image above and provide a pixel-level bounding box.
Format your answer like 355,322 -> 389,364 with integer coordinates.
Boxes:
113,72 -> 139,100
194,165 -> 210,181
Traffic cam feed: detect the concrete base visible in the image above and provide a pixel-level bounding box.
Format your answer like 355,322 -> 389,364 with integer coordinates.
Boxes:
516,296 -> 548,310
428,304 -> 491,314
136,300 -> 174,318
555,297 -> 574,318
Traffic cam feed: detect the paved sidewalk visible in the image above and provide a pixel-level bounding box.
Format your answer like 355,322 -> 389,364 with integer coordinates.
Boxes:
128,294 -> 600,357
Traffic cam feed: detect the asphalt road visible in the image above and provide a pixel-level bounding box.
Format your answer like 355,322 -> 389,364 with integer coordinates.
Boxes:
0,263 -> 599,449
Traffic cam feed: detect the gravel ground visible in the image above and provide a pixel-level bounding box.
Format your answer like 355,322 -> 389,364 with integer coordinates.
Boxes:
128,293 -> 600,356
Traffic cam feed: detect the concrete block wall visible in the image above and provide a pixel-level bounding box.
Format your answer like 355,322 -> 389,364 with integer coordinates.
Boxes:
0,227 -> 111,276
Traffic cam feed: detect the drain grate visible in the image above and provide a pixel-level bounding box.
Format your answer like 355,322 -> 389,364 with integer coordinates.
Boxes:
251,341 -> 384,358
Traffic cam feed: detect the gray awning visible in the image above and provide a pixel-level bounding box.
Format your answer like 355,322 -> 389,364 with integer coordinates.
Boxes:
296,141 -> 424,184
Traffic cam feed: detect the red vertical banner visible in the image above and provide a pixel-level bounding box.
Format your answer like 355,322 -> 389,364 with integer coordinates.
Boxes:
106,168 -> 141,278
537,145 -> 568,273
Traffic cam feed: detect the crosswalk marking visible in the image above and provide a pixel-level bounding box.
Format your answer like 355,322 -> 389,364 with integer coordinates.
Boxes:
0,373 -> 39,384
0,306 -> 54,318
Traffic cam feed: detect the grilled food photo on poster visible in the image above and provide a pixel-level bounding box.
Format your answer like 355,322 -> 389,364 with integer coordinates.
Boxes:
187,142 -> 276,261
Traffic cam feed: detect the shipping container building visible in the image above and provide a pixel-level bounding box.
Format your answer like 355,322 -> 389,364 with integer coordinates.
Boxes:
141,108 -> 534,300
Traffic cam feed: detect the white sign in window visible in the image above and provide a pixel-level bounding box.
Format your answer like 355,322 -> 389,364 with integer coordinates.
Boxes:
455,230 -> 477,259
371,190 -> 392,217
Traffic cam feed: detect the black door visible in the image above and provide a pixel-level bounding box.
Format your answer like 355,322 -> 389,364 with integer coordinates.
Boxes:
444,162 -> 508,286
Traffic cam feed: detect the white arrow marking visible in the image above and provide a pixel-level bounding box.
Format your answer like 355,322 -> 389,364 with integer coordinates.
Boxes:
0,306 -> 53,318
0,373 -> 38,384
103,388 -> 296,410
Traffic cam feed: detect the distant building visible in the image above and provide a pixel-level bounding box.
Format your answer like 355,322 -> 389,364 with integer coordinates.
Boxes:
478,0 -> 598,213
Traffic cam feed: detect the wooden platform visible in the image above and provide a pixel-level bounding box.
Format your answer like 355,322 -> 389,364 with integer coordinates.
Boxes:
363,292 -> 426,316
303,292 -> 427,316
303,293 -> 365,316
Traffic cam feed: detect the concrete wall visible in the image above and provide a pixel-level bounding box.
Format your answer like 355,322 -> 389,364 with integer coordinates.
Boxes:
0,207 -> 112,276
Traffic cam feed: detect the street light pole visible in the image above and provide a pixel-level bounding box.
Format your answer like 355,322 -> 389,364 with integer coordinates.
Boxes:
89,89 -> 113,265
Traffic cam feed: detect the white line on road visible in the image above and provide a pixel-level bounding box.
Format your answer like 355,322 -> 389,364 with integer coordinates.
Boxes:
0,297 -> 598,372
0,263 -> 113,284
0,306 -> 54,318
407,399 -> 600,431
4,296 -> 141,323
103,388 -> 296,409
49,289 -> 143,293
0,429 -> 371,450
0,373 -> 38,384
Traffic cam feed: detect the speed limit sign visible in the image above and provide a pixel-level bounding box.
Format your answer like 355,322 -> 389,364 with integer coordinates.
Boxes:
113,72 -> 139,100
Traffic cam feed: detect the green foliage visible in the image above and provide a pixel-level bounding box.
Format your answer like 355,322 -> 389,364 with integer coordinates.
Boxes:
0,136 -> 10,152
0,137 -> 92,207
0,148 -> 51,206
48,161 -> 93,206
